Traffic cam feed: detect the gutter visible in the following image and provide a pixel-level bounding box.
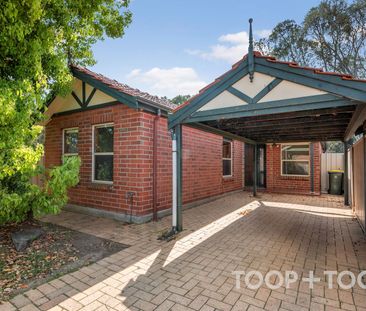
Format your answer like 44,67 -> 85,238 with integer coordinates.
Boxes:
152,109 -> 161,221
136,97 -> 176,117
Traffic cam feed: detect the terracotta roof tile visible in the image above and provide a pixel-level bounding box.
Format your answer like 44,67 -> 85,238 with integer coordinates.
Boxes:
71,65 -> 177,111
256,52 -> 365,82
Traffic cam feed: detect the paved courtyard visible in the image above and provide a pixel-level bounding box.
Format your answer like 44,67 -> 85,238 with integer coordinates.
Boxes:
2,192 -> 366,311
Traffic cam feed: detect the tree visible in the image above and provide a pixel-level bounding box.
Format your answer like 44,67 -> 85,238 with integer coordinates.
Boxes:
256,0 -> 366,78
171,95 -> 191,106
256,20 -> 316,67
0,0 -> 132,224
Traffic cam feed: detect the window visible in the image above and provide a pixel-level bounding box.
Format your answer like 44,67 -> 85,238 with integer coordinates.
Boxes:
93,124 -> 114,183
63,128 -> 78,156
281,143 -> 310,176
223,139 -> 232,177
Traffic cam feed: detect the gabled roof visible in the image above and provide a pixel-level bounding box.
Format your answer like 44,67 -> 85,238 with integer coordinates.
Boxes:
168,50 -> 366,142
174,51 -> 366,113
71,65 -> 177,111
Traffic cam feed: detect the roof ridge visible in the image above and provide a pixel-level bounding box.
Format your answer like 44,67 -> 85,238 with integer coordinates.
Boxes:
255,52 -> 365,82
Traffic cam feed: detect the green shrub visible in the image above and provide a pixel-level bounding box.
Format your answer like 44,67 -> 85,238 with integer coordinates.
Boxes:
0,157 -> 81,224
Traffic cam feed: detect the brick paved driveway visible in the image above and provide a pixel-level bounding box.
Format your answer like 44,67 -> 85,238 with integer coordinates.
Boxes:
2,192 -> 366,311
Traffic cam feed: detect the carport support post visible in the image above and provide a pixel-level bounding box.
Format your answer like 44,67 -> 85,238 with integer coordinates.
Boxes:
171,124 -> 183,232
253,144 -> 257,197
344,141 -> 349,206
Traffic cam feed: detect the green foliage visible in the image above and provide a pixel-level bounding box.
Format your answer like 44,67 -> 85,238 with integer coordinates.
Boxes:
324,141 -> 345,153
0,157 -> 81,224
256,0 -> 366,78
0,0 -> 131,223
256,20 -> 316,67
171,95 -> 191,106
1,0 -> 132,94
33,157 -> 81,218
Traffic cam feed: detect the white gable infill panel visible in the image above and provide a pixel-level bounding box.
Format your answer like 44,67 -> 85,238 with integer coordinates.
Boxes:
232,72 -> 275,98
88,90 -> 116,106
198,90 -> 248,111
46,78 -> 117,116
197,72 -> 329,112
258,80 -> 326,103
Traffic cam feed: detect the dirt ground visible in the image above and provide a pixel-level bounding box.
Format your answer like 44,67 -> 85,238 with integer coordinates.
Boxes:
0,220 -> 128,301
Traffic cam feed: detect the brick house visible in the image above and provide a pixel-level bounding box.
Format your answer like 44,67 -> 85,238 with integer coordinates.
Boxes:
44,65 -> 321,223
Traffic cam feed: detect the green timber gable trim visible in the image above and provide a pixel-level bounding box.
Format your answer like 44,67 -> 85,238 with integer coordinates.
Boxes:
47,68 -> 172,117
70,82 -> 97,109
85,87 -> 97,106
255,58 -> 366,101
227,77 -> 282,105
251,78 -> 282,103
168,55 -> 366,130
227,86 -> 252,104
185,94 -> 354,123
71,68 -> 138,109
168,59 -> 249,129
71,91 -> 83,107
52,99 -> 169,118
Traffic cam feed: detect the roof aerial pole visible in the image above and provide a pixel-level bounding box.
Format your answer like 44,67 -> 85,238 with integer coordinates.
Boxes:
248,18 -> 254,82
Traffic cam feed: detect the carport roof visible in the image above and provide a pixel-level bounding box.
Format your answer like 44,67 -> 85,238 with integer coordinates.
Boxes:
168,50 -> 366,143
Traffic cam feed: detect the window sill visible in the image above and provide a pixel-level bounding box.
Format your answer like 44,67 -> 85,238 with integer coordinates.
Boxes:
87,182 -> 114,191
280,175 -> 309,180
223,176 -> 234,181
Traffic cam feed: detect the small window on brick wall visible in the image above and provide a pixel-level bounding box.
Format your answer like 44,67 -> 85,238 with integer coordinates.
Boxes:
93,123 -> 114,183
63,128 -> 78,157
223,139 -> 232,177
281,143 -> 310,176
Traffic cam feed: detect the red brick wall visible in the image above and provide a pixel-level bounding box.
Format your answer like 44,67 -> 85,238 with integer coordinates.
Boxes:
45,105 -> 152,216
265,143 -> 321,195
125,114 -> 244,212
182,127 -> 243,203
45,104 -> 244,217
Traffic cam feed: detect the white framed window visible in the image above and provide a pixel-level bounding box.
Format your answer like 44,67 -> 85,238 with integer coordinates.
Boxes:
223,139 -> 233,177
92,123 -> 114,183
63,128 -> 79,156
281,143 -> 310,176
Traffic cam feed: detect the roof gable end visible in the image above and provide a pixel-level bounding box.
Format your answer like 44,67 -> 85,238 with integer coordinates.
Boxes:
169,52 -> 366,129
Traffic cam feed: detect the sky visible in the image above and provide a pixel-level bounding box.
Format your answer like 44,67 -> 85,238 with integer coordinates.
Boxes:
91,0 -> 322,99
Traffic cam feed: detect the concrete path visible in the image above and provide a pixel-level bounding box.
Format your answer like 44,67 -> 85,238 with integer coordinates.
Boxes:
2,192 -> 366,311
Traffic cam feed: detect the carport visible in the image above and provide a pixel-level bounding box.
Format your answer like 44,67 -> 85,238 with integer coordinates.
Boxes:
168,20 -> 366,232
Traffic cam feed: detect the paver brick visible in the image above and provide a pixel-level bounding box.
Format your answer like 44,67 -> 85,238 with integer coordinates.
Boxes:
5,192 -> 365,311
10,295 -> 31,308
168,293 -> 192,306
188,295 -> 208,310
154,300 -> 175,311
265,297 -> 281,311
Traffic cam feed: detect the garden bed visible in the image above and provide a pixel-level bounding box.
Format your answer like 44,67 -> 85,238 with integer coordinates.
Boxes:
0,220 -> 128,301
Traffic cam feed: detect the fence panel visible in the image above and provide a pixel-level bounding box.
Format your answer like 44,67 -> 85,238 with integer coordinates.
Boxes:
352,139 -> 365,231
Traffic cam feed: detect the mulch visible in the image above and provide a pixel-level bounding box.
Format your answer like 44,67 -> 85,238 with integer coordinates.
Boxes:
0,220 -> 128,301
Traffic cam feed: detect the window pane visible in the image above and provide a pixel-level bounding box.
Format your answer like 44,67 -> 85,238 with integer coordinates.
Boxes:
223,141 -> 232,158
282,144 -> 309,160
223,159 -> 232,176
95,126 -> 113,153
64,130 -> 78,154
94,155 -> 113,181
282,161 -> 309,176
